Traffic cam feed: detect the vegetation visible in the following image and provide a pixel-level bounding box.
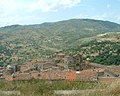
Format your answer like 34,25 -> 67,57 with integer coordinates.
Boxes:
71,80 -> 120,96
0,19 -> 120,96
65,32 -> 120,65
0,80 -> 120,96
0,19 -> 120,66
0,80 -> 107,96
0,80 -> 119,96
83,41 -> 120,65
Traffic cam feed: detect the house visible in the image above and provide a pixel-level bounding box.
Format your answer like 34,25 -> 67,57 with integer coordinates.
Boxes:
64,55 -> 74,70
56,53 -> 66,58
30,70 -> 40,79
95,66 -> 120,78
95,68 -> 105,76
66,70 -> 76,81
82,62 -> 107,70
73,54 -> 83,64
13,73 -> 32,81
20,62 -> 33,72
105,66 -> 120,77
98,77 -> 119,83
3,74 -> 13,81
2,52 -> 120,82
76,69 -> 97,82
63,54 -> 83,71
39,68 -> 66,80
88,63 -> 107,68
56,63 -> 65,70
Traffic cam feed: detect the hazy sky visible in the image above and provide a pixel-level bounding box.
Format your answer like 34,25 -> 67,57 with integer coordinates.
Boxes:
0,0 -> 120,27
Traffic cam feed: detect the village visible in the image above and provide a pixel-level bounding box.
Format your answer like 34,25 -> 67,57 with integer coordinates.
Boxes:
0,53 -> 120,83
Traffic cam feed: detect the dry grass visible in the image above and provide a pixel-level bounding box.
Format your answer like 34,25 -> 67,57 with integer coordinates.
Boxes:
71,80 -> 120,96
0,80 -> 120,96
0,80 -> 106,96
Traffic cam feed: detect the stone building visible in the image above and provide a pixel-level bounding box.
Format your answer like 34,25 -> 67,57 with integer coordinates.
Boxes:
63,54 -> 83,71
74,54 -> 83,71
64,55 -> 74,70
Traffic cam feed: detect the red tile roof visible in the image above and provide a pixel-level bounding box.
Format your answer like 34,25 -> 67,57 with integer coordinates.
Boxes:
76,69 -> 97,81
66,70 -> 76,80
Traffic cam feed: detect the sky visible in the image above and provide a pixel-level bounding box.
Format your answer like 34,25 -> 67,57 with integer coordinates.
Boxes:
0,0 -> 120,27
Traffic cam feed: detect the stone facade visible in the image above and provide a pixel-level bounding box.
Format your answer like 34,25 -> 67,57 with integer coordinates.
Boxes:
63,54 -> 83,71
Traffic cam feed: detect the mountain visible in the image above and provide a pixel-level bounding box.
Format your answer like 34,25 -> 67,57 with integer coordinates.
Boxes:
0,19 -> 120,65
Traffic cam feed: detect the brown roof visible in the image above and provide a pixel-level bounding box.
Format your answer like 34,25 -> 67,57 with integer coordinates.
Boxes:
39,68 -> 66,80
106,66 -> 120,75
95,68 -> 105,72
86,62 -> 107,68
56,63 -> 64,67
31,70 -> 39,79
98,77 -> 120,83
14,73 -> 31,80
76,69 -> 97,81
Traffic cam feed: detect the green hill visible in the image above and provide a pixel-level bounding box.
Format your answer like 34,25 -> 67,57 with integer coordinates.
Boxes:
0,19 -> 120,65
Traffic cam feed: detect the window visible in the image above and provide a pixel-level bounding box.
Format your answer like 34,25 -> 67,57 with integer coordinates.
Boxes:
77,58 -> 79,61
107,75 -> 110,77
69,61 -> 72,64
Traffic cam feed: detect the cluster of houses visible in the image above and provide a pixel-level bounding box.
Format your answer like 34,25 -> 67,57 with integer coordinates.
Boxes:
0,53 -> 120,83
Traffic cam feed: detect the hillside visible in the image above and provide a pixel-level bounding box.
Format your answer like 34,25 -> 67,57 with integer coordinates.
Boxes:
0,19 -> 120,65
65,32 -> 120,65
